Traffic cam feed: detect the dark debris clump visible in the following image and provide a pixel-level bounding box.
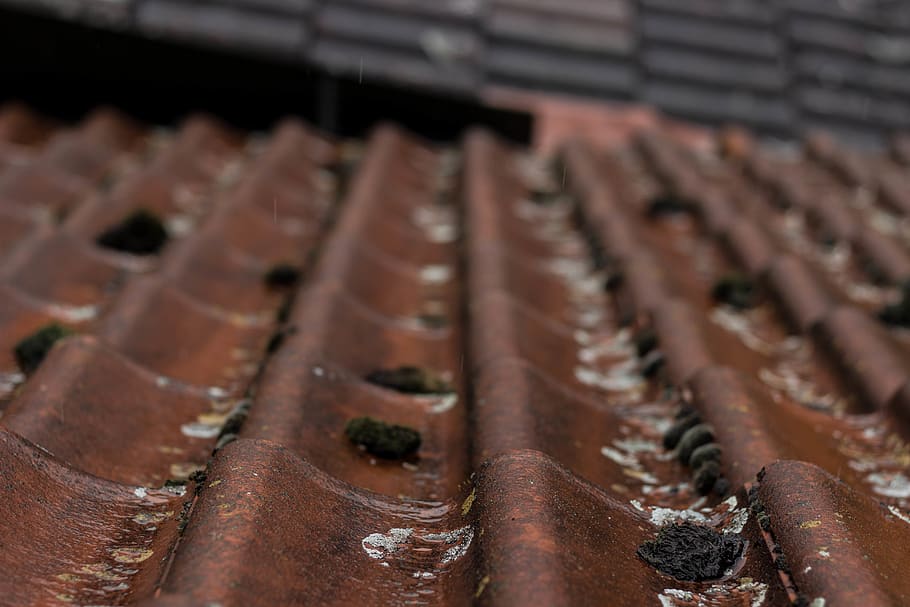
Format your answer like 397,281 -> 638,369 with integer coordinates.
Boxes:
638,522 -> 745,581
14,323 -> 74,374
417,314 -> 448,329
640,350 -> 665,378
879,282 -> 910,327
663,410 -> 700,450
712,273 -> 758,310
365,366 -> 453,395
677,424 -> 715,464
634,328 -> 658,358
693,460 -> 721,495
96,209 -> 169,255
647,194 -> 695,217
264,263 -> 301,289
265,326 -> 297,354
604,269 -> 624,291
663,411 -> 726,496
345,417 -> 421,459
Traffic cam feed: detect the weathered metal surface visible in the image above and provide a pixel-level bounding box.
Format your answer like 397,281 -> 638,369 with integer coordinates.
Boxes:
2,104 -> 910,606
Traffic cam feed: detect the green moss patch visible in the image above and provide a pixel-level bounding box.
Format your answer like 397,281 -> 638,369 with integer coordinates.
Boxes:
96,209 -> 168,255
638,522 -> 744,581
711,273 -> 758,309
345,417 -> 421,459
14,323 -> 73,374
647,194 -> 695,217
365,366 -> 453,395
264,263 -> 301,289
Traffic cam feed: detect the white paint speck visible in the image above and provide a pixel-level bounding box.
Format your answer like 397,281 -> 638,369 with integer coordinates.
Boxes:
133,487 -> 147,499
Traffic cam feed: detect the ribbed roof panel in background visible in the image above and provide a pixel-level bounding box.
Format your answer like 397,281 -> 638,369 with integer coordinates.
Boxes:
6,0 -> 910,145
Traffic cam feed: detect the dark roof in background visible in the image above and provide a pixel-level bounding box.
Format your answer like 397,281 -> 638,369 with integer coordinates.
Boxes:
3,0 -> 910,146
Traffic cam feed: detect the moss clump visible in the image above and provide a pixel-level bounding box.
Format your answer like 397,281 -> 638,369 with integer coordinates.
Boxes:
265,327 -> 297,354
365,366 -> 453,395
689,442 -> 721,470
96,209 -> 168,255
345,417 -> 421,459
417,314 -> 448,329
693,460 -> 721,495
663,410 -> 701,450
640,350 -> 665,378
634,328 -> 658,358
637,522 -> 745,581
677,424 -> 715,464
276,300 -> 292,324
713,477 -> 730,497
879,282 -> 910,327
14,323 -> 73,374
711,273 -> 757,309
647,194 -> 695,217
264,263 -> 301,288
604,270 -> 624,291
748,485 -> 772,532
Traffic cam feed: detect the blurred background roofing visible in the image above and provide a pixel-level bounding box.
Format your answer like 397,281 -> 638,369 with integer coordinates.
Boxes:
3,0 -> 910,147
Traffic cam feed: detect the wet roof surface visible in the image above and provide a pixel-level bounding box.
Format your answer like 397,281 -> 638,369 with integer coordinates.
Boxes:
6,0 -> 910,145
2,101 -> 910,606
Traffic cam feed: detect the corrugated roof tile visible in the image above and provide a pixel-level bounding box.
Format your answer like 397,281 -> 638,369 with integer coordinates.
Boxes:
2,102 -> 910,605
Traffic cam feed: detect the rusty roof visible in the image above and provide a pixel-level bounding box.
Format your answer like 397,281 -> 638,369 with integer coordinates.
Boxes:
5,0 -> 910,145
2,100 -> 910,606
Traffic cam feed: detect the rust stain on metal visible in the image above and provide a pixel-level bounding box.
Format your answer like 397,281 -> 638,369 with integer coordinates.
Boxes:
0,102 -> 908,605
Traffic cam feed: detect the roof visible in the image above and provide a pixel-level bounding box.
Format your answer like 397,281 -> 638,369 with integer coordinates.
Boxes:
5,0 -> 910,146
2,100 -> 910,605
